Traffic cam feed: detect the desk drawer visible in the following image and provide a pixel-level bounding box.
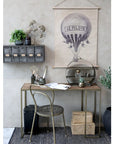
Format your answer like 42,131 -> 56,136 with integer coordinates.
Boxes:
12,46 -> 20,62
26,46 -> 34,62
3,46 -> 12,62
35,46 -> 45,62
19,46 -> 27,62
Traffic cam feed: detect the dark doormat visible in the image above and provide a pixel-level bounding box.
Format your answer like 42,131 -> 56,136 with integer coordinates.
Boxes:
9,127 -> 111,144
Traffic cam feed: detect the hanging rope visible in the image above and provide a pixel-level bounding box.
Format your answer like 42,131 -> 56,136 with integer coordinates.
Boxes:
54,0 -> 68,8
87,0 -> 101,9
54,0 -> 100,9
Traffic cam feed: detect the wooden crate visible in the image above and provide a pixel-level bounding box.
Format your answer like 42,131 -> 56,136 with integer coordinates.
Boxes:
72,111 -> 93,123
71,121 -> 95,135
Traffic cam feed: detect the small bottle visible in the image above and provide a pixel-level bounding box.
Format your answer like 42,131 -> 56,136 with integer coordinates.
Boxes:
25,36 -> 31,45
31,71 -> 35,84
79,77 -> 84,88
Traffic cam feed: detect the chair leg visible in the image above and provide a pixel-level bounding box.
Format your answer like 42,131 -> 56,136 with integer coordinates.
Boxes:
51,114 -> 56,144
29,112 -> 36,143
62,113 -> 67,137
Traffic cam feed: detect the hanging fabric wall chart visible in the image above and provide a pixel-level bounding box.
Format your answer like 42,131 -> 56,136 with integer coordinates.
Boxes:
54,7 -> 99,67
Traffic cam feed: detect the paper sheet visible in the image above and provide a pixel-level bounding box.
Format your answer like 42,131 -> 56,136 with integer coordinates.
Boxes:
45,83 -> 71,90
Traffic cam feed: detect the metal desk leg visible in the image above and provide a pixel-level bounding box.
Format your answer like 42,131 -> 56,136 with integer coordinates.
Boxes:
21,89 -> 24,138
84,90 -> 87,137
94,91 -> 96,123
24,90 -> 27,107
81,90 -> 84,111
99,90 -> 101,137
84,90 -> 101,138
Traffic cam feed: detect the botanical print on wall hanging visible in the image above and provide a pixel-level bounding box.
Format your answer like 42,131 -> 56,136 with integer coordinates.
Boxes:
54,8 -> 98,67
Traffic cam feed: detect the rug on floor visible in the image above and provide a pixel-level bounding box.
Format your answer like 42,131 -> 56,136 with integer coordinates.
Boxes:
9,127 -> 111,144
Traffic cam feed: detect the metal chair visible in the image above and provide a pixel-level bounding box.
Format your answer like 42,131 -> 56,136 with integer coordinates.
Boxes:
29,85 -> 67,144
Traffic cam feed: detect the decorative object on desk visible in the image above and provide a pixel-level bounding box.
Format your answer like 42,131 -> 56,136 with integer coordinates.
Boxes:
79,77 -> 84,88
26,20 -> 46,45
38,77 -> 46,85
42,66 -> 47,79
9,29 -> 26,45
31,66 -> 47,85
37,66 -> 47,85
31,70 -> 35,84
65,58 -> 96,85
30,65 -> 38,73
38,66 -> 47,85
99,67 -> 111,135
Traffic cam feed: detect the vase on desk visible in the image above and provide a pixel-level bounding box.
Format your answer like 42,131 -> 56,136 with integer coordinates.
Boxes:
31,72 -> 35,84
38,77 -> 46,85
79,82 -> 84,88
79,77 -> 84,88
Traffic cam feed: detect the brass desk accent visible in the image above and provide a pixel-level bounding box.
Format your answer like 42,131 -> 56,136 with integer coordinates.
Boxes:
21,83 -> 101,138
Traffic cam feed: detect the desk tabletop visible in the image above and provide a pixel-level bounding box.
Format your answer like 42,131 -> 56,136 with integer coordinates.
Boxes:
21,83 -> 101,91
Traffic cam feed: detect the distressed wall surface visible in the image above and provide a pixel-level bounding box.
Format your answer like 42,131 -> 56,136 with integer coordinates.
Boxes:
3,0 -> 111,127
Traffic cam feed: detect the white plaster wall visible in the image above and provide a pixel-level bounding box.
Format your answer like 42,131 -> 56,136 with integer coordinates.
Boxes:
3,0 -> 111,127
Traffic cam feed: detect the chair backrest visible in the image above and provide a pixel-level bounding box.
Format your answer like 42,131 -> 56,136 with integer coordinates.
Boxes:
30,85 -> 55,112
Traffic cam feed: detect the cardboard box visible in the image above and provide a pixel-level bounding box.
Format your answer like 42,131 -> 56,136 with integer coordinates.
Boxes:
72,111 -> 93,123
71,121 -> 95,135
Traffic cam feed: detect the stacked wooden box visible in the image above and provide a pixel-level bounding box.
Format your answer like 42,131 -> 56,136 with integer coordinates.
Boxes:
71,111 -> 95,135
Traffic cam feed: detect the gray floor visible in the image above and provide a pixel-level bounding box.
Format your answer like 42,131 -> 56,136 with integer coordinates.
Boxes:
9,127 -> 111,144
3,128 -> 15,144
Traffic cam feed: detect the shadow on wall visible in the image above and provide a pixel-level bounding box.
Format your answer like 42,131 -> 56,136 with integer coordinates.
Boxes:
45,45 -> 55,66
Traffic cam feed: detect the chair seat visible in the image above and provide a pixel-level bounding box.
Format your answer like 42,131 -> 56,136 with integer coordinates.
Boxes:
37,105 -> 64,117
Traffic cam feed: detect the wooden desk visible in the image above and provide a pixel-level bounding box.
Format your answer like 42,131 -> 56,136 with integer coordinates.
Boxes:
21,83 -> 101,138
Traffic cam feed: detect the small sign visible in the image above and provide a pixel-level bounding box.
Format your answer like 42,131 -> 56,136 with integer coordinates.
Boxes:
37,53 -> 41,57
5,54 -> 10,57
21,54 -> 26,57
29,54 -> 33,57
14,54 -> 18,57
